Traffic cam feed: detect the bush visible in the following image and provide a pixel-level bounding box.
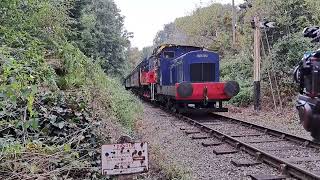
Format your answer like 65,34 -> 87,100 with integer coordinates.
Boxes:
220,51 -> 253,106
266,33 -> 315,99
229,82 -> 253,106
58,43 -> 142,131
0,1 -> 141,179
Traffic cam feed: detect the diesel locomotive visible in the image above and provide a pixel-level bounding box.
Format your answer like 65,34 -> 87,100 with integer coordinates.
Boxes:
125,44 -> 240,112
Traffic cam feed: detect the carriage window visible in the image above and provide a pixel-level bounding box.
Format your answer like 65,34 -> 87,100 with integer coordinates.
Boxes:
163,51 -> 175,59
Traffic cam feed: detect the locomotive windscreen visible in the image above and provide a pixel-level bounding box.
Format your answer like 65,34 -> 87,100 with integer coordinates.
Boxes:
190,63 -> 215,82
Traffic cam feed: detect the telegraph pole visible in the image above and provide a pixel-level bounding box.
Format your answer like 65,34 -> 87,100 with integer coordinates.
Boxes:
253,16 -> 261,111
232,0 -> 236,46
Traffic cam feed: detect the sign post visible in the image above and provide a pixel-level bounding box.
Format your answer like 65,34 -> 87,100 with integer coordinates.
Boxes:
101,136 -> 149,178
232,0 -> 236,46
253,16 -> 261,111
252,16 -> 276,111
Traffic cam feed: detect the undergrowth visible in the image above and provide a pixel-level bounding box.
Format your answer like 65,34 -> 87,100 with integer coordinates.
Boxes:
220,52 -> 253,106
0,1 -> 141,179
150,145 -> 192,180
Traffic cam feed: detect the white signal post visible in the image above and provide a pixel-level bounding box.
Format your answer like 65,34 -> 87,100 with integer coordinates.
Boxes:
232,0 -> 236,46
253,16 -> 261,111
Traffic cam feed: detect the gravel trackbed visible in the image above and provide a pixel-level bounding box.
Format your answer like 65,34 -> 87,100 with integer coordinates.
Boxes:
135,103 -> 285,180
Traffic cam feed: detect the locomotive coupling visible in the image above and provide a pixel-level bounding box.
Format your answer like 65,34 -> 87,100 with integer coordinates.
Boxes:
224,81 -> 240,97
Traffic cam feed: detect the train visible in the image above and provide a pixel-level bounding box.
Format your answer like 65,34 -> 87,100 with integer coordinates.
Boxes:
124,44 -> 240,112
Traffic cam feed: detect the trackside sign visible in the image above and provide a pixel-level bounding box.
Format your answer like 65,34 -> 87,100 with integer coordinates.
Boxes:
101,142 -> 149,175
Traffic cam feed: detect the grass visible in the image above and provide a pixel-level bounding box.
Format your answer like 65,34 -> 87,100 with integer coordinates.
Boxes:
60,43 -> 142,131
150,145 -> 192,180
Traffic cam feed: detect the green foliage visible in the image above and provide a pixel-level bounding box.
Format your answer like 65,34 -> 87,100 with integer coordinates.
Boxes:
141,46 -> 154,59
220,52 -> 253,106
74,0 -> 132,76
58,43 -> 142,131
125,47 -> 142,73
270,33 -> 314,75
103,78 -> 142,130
244,0 -> 316,46
0,0 -> 141,178
306,0 -> 320,24
150,0 -> 320,107
175,3 -> 234,54
229,83 -> 253,107
268,33 -> 315,95
153,23 -> 189,47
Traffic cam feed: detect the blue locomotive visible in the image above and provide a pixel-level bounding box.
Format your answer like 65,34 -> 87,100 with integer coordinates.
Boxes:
125,44 -> 240,112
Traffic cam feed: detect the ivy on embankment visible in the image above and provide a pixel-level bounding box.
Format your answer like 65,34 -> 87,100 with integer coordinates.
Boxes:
0,0 -> 141,179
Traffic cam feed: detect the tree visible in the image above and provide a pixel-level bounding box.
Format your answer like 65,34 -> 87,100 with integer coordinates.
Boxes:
268,33 -> 315,95
127,47 -> 142,70
141,46 -> 153,59
76,0 -> 131,76
153,23 -> 188,46
174,3 -> 234,54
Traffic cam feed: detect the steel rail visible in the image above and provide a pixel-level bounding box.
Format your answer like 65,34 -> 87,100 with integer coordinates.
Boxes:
148,101 -> 320,179
211,114 -> 320,149
176,114 -> 320,180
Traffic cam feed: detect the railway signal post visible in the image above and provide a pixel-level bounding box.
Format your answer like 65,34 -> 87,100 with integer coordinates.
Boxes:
253,16 -> 261,111
232,0 -> 236,46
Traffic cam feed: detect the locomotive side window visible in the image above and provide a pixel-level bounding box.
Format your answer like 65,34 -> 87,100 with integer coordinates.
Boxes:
190,63 -> 215,82
170,67 -> 173,83
190,63 -> 202,82
163,51 -> 175,59
203,63 -> 215,82
177,63 -> 183,82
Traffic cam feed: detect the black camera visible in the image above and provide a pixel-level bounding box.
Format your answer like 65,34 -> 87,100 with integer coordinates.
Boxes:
293,27 -> 320,140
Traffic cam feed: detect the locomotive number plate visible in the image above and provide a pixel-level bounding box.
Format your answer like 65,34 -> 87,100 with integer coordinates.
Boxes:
101,142 -> 149,175
196,53 -> 208,58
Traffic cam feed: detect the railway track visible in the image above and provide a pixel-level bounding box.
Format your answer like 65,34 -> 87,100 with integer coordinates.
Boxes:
159,106 -> 320,180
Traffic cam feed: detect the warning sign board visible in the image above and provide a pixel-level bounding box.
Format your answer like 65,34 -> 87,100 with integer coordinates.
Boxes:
101,142 -> 148,175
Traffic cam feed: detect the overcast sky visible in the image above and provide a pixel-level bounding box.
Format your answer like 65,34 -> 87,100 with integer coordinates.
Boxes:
114,0 -> 244,49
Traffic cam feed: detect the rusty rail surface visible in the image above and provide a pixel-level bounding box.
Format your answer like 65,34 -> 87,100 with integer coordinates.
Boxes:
176,113 -> 320,180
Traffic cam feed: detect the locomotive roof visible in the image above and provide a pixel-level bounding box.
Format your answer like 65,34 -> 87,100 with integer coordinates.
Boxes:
152,44 -> 205,56
125,44 -> 206,79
